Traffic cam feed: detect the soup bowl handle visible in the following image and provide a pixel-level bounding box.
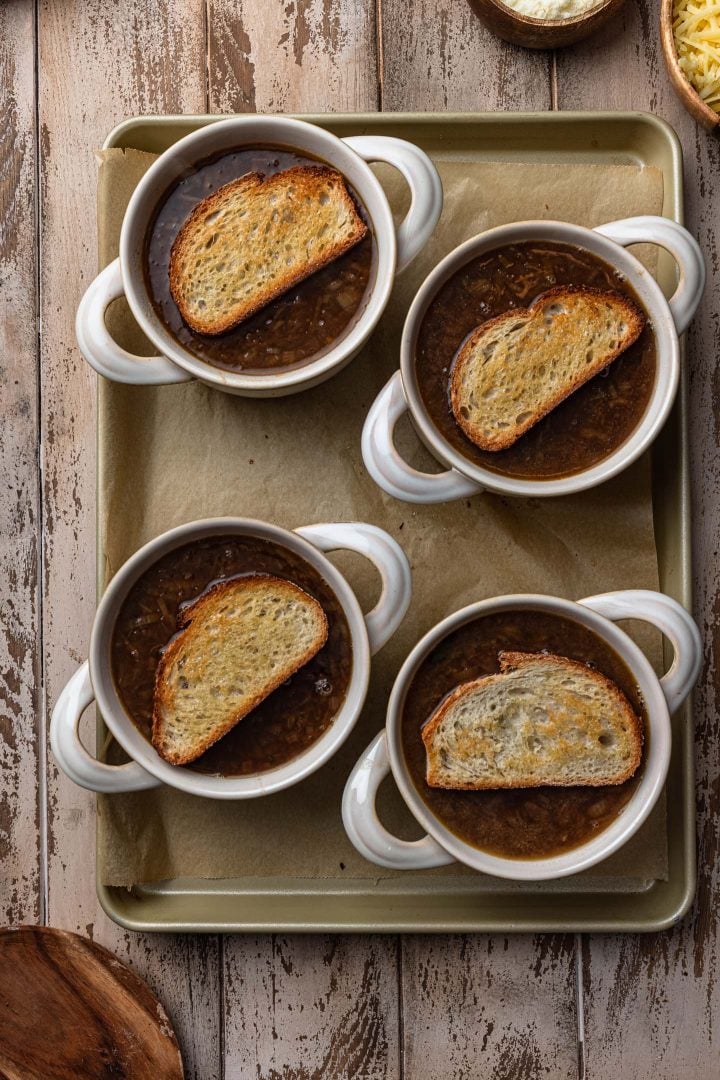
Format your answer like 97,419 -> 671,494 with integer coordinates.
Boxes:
295,522 -> 411,655
343,136 -> 443,273
578,589 -> 702,714
593,216 -> 706,336
76,258 -> 193,385
342,731 -> 454,870
51,661 -> 163,793
362,372 -> 484,504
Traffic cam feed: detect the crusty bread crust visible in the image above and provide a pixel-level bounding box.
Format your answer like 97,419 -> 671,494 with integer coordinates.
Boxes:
421,650 -> 643,791
152,575 -> 328,766
169,165 -> 368,335
450,285 -> 646,452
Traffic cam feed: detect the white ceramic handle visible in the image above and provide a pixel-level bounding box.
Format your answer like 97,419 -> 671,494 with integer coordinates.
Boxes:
76,257 -> 192,385
362,371 -> 483,504
342,730 -> 453,870
295,522 -> 411,654
594,216 -> 705,336
50,662 -> 162,793
579,589 -> 702,714
343,136 -> 442,273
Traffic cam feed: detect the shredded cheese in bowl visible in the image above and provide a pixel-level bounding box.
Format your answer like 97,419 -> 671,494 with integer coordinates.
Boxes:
673,0 -> 720,113
500,0 -> 603,17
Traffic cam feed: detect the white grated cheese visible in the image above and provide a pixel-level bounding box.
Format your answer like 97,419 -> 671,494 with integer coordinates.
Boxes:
499,0 -> 603,19
673,0 -> 720,112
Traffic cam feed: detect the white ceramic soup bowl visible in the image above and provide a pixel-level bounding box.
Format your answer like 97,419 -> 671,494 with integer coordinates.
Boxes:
342,589 -> 701,881
51,518 -> 411,800
76,115 -> 442,396
362,216 -> 705,501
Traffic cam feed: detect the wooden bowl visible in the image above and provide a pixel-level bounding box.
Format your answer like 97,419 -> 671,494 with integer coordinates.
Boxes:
467,0 -> 627,49
660,0 -> 720,132
0,926 -> 183,1080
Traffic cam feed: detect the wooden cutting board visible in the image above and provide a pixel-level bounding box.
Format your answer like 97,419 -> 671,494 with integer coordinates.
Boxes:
0,926 -> 184,1079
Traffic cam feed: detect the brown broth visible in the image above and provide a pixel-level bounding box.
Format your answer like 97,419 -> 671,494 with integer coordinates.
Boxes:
111,535 -> 353,776
144,146 -> 375,374
415,241 -> 657,480
400,609 -> 646,859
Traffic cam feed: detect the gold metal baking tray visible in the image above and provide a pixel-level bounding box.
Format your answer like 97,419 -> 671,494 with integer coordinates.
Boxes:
97,111 -> 693,933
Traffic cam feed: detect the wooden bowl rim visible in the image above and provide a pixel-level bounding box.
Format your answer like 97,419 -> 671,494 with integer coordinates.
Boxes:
476,0 -> 618,29
659,0 -> 720,129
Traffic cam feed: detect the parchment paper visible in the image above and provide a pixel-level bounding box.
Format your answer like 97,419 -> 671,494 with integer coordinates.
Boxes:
96,149 -> 667,889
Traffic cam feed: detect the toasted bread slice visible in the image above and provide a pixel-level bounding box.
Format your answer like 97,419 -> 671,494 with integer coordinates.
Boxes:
169,165 -> 368,335
152,575 -> 328,765
450,286 -> 646,451
421,651 -> 643,791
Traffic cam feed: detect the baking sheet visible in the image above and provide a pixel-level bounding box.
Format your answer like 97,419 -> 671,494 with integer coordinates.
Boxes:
92,113 -> 695,933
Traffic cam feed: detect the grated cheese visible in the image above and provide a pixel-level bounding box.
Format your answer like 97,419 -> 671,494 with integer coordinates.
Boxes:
499,0 -> 602,18
673,0 -> 720,113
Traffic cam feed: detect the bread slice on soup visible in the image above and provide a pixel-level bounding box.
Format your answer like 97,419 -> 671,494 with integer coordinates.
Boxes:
422,651 -> 643,790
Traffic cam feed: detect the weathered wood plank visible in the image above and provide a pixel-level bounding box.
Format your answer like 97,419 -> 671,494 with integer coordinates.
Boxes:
401,935 -> 579,1080
379,0 -> 552,111
0,0 -> 41,926
557,3 -> 720,1075
206,8 -> 399,1078
379,6 -> 579,1077
38,2 -> 220,1075
208,0 -> 378,114
223,935 -> 400,1079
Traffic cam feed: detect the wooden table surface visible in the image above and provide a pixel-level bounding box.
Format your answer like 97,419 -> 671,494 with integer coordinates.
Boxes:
2,0 -> 718,1076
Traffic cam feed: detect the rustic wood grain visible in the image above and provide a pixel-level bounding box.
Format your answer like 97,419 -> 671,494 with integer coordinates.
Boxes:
207,8 -> 399,1078
401,935 -> 579,1080
37,2 -> 220,1077
379,0 -> 552,111
557,2 -> 720,1075
208,0 -> 378,114
400,928 -> 580,1080
0,0 -> 41,927
379,6 -> 582,1079
223,935 -> 400,1079
0,926 -> 183,1079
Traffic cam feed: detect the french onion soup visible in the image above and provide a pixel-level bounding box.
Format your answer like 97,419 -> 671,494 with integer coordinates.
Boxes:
415,240 -> 657,480
144,147 -> 375,373
111,535 -> 353,776
401,609 -> 647,859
